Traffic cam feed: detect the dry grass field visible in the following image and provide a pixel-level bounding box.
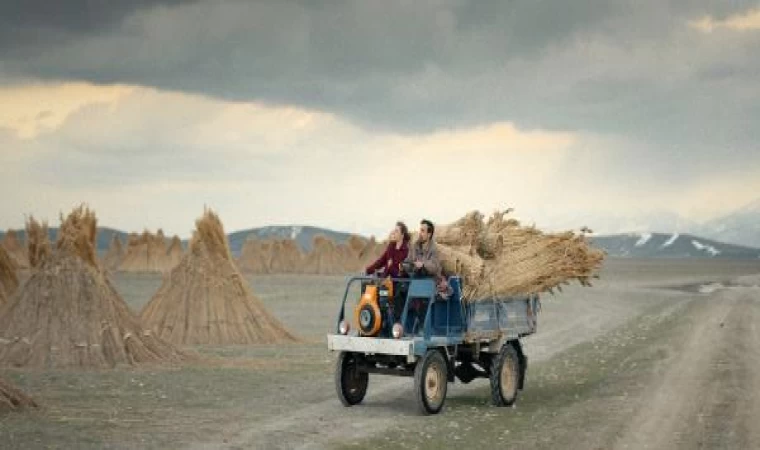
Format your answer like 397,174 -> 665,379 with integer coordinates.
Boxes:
2,258 -> 760,449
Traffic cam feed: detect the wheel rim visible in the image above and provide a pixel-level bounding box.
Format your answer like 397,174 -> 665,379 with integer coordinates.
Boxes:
500,357 -> 516,399
359,309 -> 372,328
425,363 -> 444,405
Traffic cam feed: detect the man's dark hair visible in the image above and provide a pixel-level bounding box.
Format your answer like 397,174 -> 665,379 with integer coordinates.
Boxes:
421,219 -> 434,237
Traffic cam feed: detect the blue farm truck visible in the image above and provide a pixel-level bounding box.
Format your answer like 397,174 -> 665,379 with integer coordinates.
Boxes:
326,275 -> 539,415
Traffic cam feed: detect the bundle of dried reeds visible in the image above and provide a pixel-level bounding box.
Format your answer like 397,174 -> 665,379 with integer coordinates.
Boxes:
237,237 -> 275,274
302,235 -> 347,275
166,235 -> 183,269
435,210 -> 605,301
102,234 -> 125,271
118,229 -> 175,273
0,377 -> 37,411
1,230 -> 29,269
140,208 -> 299,345
358,236 -> 385,268
269,239 -> 304,273
0,205 -> 190,369
0,245 -> 18,303
26,216 -> 51,269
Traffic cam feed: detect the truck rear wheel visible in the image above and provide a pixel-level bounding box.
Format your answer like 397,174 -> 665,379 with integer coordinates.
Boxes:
414,350 -> 448,414
490,343 -> 520,407
336,352 -> 368,406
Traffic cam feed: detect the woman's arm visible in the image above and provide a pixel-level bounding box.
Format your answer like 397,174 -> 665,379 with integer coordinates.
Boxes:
365,245 -> 390,274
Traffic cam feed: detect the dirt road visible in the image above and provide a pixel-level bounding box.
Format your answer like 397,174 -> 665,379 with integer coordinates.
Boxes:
203,274 -> 760,450
614,284 -> 760,450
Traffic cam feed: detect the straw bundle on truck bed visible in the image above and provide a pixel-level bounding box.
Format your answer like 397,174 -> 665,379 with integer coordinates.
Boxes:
435,210 -> 605,301
140,209 -> 299,345
0,377 -> 37,411
0,206 -> 189,369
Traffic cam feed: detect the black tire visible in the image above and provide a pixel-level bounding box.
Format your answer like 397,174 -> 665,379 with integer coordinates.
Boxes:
414,350 -> 448,414
335,352 -> 368,406
490,343 -> 520,407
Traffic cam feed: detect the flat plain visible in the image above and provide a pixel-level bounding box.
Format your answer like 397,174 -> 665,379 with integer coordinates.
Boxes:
2,257 -> 760,449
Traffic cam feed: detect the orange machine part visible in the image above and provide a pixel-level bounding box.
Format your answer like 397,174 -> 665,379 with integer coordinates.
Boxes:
354,284 -> 383,336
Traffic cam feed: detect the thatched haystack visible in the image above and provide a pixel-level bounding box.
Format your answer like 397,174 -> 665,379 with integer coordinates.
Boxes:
336,241 -> 362,272
166,235 -> 183,269
237,237 -> 274,274
25,217 -> 52,269
269,239 -> 304,273
435,210 -> 605,301
1,230 -> 29,269
357,236 -> 385,267
118,229 -> 178,273
0,206 -> 189,369
302,235 -> 346,275
140,209 -> 299,345
0,377 -> 37,411
102,234 -> 125,270
0,246 -> 19,306
347,235 -> 367,254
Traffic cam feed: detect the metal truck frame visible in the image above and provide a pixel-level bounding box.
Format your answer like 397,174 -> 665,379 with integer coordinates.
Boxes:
327,275 -> 539,414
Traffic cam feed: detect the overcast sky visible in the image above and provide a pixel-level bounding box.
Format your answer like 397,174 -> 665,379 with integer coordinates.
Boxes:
1,0 -> 759,238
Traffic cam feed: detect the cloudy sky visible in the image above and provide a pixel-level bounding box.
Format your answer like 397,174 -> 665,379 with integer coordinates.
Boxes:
1,0 -> 759,238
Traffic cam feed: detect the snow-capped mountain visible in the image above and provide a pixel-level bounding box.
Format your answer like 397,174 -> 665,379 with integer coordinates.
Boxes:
699,198 -> 760,248
591,233 -> 760,259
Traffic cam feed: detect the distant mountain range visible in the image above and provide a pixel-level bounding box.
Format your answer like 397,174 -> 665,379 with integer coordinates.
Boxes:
698,198 -> 760,249
3,221 -> 758,260
0,225 -> 361,257
548,198 -> 760,249
590,233 -> 760,259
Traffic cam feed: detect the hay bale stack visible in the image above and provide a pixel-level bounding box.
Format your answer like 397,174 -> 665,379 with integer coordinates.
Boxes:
1,230 -> 29,270
336,241 -> 362,272
102,234 -> 125,271
0,205 -> 188,369
166,235 -> 183,269
347,235 -> 367,255
358,236 -> 385,267
237,237 -> 274,274
269,239 -> 304,273
0,377 -> 37,411
0,247 -> 18,306
435,210 -> 605,301
302,235 -> 346,275
140,209 -> 298,345
118,230 -> 173,273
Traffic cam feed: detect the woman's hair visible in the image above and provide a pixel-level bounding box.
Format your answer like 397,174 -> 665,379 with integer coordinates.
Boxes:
396,221 -> 411,243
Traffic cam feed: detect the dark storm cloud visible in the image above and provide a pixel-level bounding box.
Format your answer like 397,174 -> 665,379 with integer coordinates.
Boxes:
1,0 -> 759,166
